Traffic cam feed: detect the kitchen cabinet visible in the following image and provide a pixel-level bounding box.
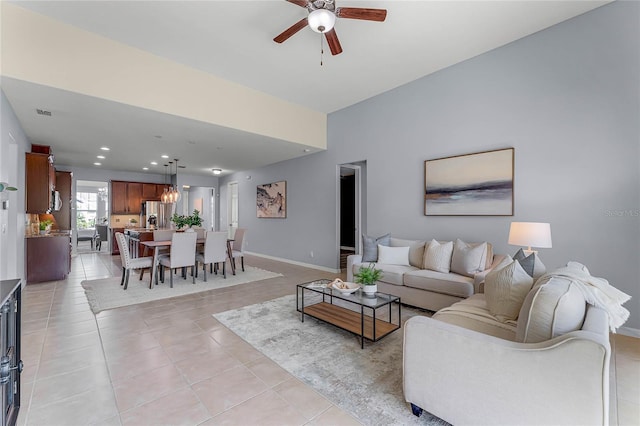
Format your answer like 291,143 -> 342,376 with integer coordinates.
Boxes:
110,227 -> 124,255
26,234 -> 71,283
52,171 -> 72,230
142,183 -> 160,201
110,181 -> 143,214
25,153 -> 55,213
0,279 -> 22,426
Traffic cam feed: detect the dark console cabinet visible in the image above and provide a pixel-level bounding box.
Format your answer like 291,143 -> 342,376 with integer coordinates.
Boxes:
0,279 -> 22,426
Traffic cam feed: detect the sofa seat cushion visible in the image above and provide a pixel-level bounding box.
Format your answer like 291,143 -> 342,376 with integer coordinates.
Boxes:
351,263 -> 418,286
434,294 -> 517,341
403,269 -> 474,298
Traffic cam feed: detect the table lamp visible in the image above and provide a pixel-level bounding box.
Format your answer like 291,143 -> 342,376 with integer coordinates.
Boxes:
508,222 -> 552,255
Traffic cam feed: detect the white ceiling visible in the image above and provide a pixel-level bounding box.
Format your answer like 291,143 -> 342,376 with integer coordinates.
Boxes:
2,0 -> 609,176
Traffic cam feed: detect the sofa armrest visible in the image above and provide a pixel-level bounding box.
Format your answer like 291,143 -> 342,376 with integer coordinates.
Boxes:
473,254 -> 507,293
346,254 -> 362,282
403,312 -> 610,426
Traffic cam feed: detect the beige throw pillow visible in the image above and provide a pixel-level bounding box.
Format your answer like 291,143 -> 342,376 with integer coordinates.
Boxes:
422,239 -> 454,273
377,245 -> 410,266
450,239 -> 488,277
485,259 -> 534,322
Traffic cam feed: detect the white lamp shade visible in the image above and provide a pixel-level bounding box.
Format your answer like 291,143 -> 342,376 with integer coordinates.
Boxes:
308,9 -> 336,33
508,222 -> 552,249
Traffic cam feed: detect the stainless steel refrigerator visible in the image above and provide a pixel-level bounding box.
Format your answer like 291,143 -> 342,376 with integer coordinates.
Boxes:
144,201 -> 175,229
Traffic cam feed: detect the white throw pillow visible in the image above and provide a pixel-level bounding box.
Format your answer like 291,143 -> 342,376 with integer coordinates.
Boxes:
390,238 -> 426,268
485,260 -> 534,322
422,239 -> 454,273
377,245 -> 410,266
450,239 -> 489,277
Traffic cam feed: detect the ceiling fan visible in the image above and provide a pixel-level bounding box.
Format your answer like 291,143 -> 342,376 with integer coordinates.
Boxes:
273,0 -> 387,56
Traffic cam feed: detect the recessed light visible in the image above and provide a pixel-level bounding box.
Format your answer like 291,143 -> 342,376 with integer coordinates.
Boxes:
100,147 -> 110,151
161,154 -> 169,159
143,167 -> 149,171
212,169 -> 222,175
97,155 -> 105,159
303,149 -> 311,152
150,161 -> 158,165
94,162 -> 101,166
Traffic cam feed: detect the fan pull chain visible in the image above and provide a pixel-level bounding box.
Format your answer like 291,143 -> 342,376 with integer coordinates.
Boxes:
320,33 -> 324,66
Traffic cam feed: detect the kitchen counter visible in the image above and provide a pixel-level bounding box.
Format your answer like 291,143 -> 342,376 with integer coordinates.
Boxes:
25,230 -> 71,239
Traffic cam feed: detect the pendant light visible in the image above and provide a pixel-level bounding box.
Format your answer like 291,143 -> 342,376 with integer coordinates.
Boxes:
161,164 -> 171,204
167,159 -> 181,203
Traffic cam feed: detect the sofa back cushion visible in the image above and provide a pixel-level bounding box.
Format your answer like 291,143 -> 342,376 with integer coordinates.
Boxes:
423,239 -> 454,273
390,238 -> 426,268
451,239 -> 489,277
484,259 -> 534,322
516,275 -> 587,343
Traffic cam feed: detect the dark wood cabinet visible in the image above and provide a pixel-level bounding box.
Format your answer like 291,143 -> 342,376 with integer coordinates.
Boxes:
142,183 -> 159,201
52,171 -> 72,230
110,181 -> 127,214
110,227 -> 124,255
26,235 -> 71,283
111,181 -> 144,214
0,279 -> 22,426
156,184 -> 167,200
25,153 -> 55,213
126,183 -> 142,214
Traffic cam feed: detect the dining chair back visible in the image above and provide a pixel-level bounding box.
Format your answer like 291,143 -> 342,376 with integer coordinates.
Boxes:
115,232 -> 153,290
153,229 -> 174,255
158,231 -> 198,287
230,228 -> 247,273
95,224 -> 108,251
153,229 -> 175,241
193,227 -> 207,240
196,231 -> 228,281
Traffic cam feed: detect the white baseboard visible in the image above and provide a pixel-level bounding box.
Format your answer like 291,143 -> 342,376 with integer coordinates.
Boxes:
246,251 -> 341,274
618,326 -> 640,338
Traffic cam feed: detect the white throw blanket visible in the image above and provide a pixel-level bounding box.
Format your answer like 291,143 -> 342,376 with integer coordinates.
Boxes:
537,263 -> 631,332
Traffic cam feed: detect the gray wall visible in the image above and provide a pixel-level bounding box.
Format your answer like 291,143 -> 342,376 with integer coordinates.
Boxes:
221,2 -> 640,329
0,91 -> 29,281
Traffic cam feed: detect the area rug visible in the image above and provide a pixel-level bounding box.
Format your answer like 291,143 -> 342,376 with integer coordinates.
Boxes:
214,294 -> 448,426
81,266 -> 282,314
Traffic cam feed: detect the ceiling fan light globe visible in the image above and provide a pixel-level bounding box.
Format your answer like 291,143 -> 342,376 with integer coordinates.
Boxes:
308,9 -> 335,33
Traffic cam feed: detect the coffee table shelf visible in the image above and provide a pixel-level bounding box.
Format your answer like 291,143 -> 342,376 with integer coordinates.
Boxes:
297,279 -> 401,348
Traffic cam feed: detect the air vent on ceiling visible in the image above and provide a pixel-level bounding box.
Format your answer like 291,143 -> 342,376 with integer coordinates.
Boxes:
36,109 -> 52,116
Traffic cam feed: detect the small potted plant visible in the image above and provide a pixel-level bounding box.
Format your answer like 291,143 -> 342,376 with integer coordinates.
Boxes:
0,182 -> 17,208
39,219 -> 52,235
171,210 -> 202,231
353,263 -> 383,295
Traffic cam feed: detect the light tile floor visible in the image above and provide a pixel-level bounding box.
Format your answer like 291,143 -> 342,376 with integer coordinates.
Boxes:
16,252 -> 640,425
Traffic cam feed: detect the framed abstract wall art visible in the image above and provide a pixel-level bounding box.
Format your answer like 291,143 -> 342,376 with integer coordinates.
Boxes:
257,181 -> 287,218
424,148 -> 514,216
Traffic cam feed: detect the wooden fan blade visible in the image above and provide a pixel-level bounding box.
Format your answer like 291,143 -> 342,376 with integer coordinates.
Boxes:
325,29 -> 343,55
286,0 -> 308,7
274,18 -> 308,43
336,7 -> 387,22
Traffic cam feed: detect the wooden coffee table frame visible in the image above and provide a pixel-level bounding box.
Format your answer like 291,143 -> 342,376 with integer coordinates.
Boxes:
296,279 -> 401,349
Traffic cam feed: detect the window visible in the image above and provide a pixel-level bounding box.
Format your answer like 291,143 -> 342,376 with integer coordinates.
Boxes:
77,192 -> 98,229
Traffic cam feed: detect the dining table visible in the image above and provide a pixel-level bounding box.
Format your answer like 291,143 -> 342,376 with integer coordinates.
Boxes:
140,238 -> 235,289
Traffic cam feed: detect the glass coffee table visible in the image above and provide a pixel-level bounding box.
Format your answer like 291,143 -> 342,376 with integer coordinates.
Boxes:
296,279 -> 401,349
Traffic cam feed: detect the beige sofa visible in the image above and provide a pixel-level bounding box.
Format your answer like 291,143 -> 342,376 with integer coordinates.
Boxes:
347,237 -> 505,311
403,263 -> 613,425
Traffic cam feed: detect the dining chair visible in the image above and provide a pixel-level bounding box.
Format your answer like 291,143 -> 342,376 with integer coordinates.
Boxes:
95,224 -> 108,251
196,231 -> 228,281
158,232 -> 198,287
193,227 -> 207,239
115,232 -> 153,290
230,228 -> 247,273
153,229 -> 174,256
